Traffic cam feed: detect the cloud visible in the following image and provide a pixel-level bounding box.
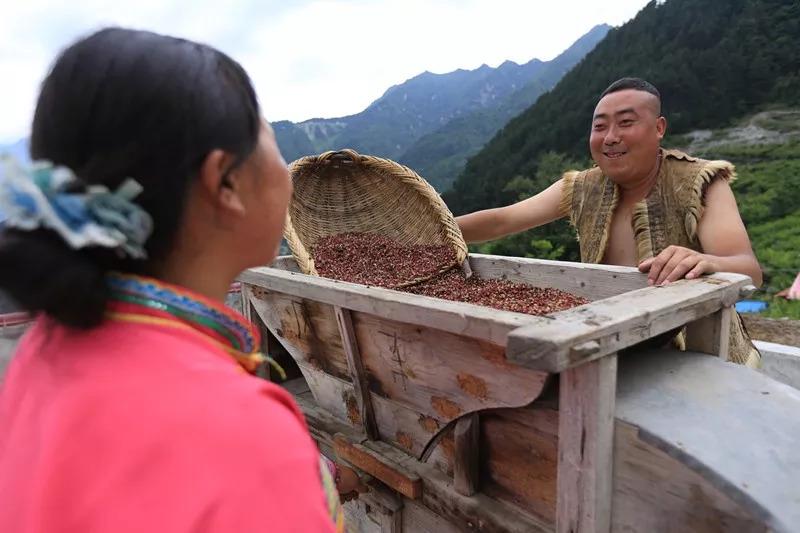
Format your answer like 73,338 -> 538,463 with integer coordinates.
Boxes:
0,0 -> 649,142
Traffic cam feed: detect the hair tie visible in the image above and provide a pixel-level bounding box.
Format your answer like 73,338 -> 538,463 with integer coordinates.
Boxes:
0,157 -> 153,259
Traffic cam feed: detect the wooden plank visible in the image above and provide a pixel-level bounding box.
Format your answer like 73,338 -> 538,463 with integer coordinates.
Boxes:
248,286 -> 549,436
334,306 -> 379,440
351,311 -> 549,429
557,355 -> 617,533
341,500 -> 381,533
453,413 -> 480,496
333,434 -> 423,500
685,305 -> 732,360
357,483 -> 404,533
247,287 -> 352,380
506,273 -> 750,372
239,266 -> 547,347
481,406 -> 559,523
469,253 -> 648,301
401,499 -> 464,533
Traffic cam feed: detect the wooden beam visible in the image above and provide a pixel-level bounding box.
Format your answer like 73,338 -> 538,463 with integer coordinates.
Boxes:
333,434 -> 423,500
557,354 -> 617,533
453,413 -> 480,496
468,253 -> 648,301
334,306 -> 379,439
506,273 -> 750,373
685,305 -> 732,361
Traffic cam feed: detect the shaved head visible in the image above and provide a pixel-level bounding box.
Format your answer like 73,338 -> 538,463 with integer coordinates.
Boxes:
600,77 -> 662,117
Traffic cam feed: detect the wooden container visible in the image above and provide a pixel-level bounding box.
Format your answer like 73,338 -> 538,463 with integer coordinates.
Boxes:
239,255 -> 800,532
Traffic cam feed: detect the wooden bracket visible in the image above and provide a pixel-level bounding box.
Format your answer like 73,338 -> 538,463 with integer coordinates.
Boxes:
334,306 -> 380,439
453,413 -> 480,496
685,305 -> 732,361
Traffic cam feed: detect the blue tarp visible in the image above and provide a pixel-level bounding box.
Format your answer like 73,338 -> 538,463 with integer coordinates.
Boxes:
735,300 -> 768,313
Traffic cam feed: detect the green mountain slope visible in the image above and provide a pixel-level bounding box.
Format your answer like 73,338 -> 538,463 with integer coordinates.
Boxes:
445,0 -> 800,214
398,24 -> 610,191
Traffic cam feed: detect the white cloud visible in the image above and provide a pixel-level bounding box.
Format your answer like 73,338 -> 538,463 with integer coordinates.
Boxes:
0,0 -> 649,143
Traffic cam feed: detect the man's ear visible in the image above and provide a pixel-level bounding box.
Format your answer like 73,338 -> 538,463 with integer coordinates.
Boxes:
198,149 -> 246,216
656,116 -> 667,140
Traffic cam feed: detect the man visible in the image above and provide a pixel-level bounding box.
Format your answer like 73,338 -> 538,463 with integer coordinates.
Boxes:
457,78 -> 762,367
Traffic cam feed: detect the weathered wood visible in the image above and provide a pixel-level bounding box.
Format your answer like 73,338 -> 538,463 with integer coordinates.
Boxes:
341,500 -> 381,533
239,265 -> 547,346
334,434 -> 423,500
357,482 -> 404,532
362,438 -> 549,533
469,253 -> 648,301
379,509 -> 402,533
299,366 -> 453,470
557,355 -> 617,533
685,305 -> 732,359
481,406 -> 559,523
351,311 -> 549,428
453,413 -> 480,496
334,306 -> 379,439
246,286 -> 549,436
296,391 -> 549,533
400,499 -> 463,533
291,348 -> 794,532
246,256 -> 799,531
506,273 -> 750,372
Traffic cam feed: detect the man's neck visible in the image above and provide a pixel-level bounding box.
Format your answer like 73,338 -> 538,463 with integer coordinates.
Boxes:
618,151 -> 662,204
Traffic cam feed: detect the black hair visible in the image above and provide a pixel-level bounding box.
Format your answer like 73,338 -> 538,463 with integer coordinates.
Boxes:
600,77 -> 662,115
0,28 -> 261,328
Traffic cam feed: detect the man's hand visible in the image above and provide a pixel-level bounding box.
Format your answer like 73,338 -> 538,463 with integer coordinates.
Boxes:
638,245 -> 716,285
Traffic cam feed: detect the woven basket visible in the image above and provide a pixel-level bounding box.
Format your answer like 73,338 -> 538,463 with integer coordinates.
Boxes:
284,149 -> 468,287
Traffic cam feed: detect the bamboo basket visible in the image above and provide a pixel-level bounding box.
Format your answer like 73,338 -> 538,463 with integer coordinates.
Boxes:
284,149 -> 468,287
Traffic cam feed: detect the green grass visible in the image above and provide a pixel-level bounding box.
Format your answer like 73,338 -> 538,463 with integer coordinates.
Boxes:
759,298 -> 800,320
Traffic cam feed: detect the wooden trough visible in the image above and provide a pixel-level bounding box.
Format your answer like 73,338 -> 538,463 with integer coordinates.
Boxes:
239,254 -> 800,532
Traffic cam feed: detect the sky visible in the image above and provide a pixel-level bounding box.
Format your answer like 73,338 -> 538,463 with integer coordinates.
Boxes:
0,0 -> 651,143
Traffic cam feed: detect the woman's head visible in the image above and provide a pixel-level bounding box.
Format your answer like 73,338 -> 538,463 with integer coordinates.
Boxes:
0,27 -> 291,328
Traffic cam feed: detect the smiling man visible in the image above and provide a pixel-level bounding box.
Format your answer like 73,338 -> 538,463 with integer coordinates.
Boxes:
456,77 -> 762,366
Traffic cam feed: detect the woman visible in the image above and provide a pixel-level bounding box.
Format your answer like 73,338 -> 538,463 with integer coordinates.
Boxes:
0,28 -> 358,532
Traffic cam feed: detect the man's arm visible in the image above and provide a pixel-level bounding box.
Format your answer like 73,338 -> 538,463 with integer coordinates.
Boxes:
639,179 -> 763,286
456,179 -> 565,243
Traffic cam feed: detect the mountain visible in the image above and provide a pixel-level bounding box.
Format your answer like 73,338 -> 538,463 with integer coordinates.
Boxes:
0,138 -> 30,165
445,0 -> 800,215
398,24 -> 610,191
274,24 -> 610,167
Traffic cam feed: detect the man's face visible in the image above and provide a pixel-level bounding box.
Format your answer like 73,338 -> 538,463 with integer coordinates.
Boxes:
589,89 -> 666,186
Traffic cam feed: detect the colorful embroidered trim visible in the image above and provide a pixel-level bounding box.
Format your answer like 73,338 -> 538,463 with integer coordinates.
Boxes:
105,273 -> 284,377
